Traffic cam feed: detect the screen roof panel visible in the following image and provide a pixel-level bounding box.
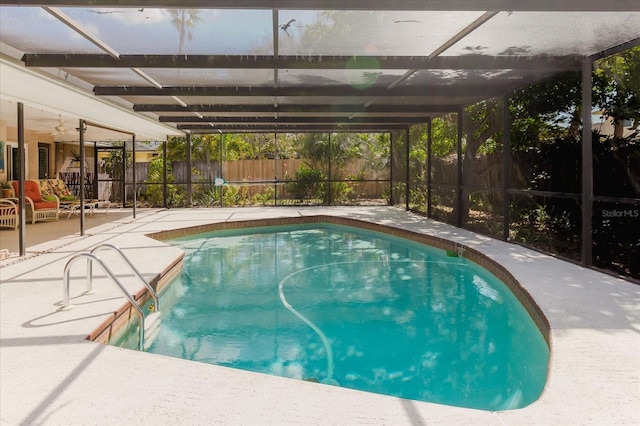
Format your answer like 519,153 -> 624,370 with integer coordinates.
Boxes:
142,68 -> 274,87
277,10 -> 486,56
60,67 -> 151,85
60,7 -> 274,55
1,2 -> 639,134
178,96 -> 278,105
404,69 -> 542,87
446,11 -> 640,57
119,95 -> 182,105
0,7 -> 104,54
279,69 -> 407,88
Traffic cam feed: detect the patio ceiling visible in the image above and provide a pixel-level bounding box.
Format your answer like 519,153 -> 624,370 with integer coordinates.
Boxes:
1,1 -> 639,135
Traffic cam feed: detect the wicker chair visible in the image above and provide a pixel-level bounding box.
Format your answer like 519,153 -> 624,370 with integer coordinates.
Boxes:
10,181 -> 59,224
0,198 -> 18,229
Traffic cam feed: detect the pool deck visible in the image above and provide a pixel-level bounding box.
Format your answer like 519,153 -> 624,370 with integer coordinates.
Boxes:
1,206 -> 638,425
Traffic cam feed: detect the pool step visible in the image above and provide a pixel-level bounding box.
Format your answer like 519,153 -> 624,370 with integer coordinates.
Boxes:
143,311 -> 161,350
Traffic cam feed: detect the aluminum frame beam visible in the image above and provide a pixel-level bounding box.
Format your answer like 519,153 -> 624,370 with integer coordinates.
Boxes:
2,1 -> 640,12
22,54 -> 582,71
94,84 -> 514,97
184,124 -> 408,133
172,116 -> 431,125
134,103 -> 459,114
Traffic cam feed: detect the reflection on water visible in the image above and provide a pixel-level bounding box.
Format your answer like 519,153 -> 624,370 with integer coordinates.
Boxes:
146,224 -> 548,411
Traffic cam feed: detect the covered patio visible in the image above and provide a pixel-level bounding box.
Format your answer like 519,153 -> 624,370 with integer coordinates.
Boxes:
0,207 -> 136,260
1,0 -> 638,279
0,1 -> 639,424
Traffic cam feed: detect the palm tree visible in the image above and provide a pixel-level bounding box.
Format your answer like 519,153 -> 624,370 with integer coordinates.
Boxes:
168,9 -> 202,54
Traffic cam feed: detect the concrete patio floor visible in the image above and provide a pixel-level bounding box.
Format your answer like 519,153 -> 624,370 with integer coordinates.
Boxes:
0,207 -> 136,260
0,206 -> 638,425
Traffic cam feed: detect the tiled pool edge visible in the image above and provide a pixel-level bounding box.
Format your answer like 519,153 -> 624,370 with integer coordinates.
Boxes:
88,253 -> 184,345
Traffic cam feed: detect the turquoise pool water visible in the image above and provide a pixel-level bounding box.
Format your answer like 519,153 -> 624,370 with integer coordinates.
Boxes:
142,223 -> 549,410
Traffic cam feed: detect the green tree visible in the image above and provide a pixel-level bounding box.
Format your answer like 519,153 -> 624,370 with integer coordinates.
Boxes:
296,133 -> 329,171
143,157 -> 178,206
431,114 -> 458,156
165,136 -> 189,162
594,46 -> 640,138
103,146 -> 131,202
510,71 -> 582,149
169,9 -> 202,54
223,134 -> 254,160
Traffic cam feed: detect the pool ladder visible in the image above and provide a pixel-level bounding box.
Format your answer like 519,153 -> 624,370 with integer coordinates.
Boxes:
61,243 -> 161,351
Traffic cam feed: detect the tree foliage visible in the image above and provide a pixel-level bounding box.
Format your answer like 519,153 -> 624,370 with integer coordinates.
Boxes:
143,157 -> 177,206
169,9 -> 201,54
594,46 -> 640,137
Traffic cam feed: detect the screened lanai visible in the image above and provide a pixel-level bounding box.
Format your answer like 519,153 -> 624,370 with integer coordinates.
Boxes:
0,1 -> 639,280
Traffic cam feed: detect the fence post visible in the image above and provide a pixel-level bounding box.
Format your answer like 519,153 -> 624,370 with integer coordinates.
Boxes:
405,127 -> 410,211
93,142 -> 99,200
502,96 -> 511,241
328,132 -> 332,205
163,139 -> 167,208
121,143 -> 126,208
186,133 -> 192,206
456,110 -> 463,227
79,119 -> 86,232
17,102 -> 26,256
427,118 -> 432,218
132,134 -> 136,219
389,131 -> 394,205
581,60 -> 593,267
274,131 -> 278,206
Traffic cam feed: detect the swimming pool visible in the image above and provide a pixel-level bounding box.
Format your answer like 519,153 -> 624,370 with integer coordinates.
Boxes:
115,220 -> 549,411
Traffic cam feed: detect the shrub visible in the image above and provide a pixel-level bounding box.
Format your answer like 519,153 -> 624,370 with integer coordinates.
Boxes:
290,164 -> 325,202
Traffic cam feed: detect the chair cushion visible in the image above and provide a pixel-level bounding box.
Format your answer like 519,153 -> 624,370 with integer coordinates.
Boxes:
25,180 -> 43,202
47,179 -> 74,199
33,200 -> 58,209
39,180 -> 54,197
12,181 -> 44,202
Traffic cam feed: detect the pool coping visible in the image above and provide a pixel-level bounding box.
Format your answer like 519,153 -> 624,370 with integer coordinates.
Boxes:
1,206 -> 638,425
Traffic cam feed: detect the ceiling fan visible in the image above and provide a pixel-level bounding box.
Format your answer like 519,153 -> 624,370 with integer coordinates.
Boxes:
35,114 -> 73,140
53,115 -> 66,135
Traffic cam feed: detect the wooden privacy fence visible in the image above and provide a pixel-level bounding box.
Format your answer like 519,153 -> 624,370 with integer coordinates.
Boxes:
122,159 -> 390,198
129,157 -> 389,186
207,158 -> 306,182
195,158 -> 389,183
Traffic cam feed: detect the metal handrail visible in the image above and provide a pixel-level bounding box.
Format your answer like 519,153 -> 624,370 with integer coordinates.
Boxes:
89,243 -> 160,312
62,252 -> 145,350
